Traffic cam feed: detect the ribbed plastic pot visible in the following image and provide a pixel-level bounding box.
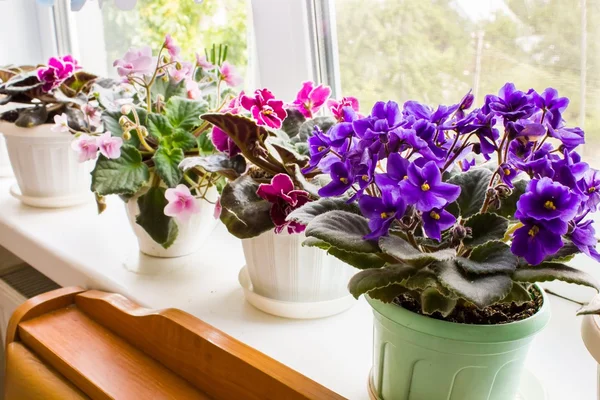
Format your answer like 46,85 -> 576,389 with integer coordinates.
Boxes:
2,123 -> 92,200
0,133 -> 13,177
242,230 -> 356,303
366,286 -> 550,400
125,186 -> 218,258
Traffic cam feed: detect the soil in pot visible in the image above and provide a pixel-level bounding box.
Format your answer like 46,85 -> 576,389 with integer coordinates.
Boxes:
393,286 -> 543,325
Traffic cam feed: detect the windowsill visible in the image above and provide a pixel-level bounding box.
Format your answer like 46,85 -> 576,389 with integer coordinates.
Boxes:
0,177 -> 595,400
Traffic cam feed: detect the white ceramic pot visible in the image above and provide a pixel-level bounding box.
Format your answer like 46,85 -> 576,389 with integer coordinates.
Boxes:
242,231 -> 356,303
2,122 -> 93,206
125,186 -> 219,258
0,133 -> 12,177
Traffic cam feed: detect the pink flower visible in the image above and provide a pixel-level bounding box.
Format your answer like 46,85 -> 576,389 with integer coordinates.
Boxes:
164,34 -> 181,58
82,103 -> 101,128
71,134 -> 99,163
51,113 -> 70,133
212,92 -> 244,156
256,174 -> 310,234
97,132 -> 123,159
113,46 -> 156,77
219,61 -> 242,87
170,61 -> 193,83
186,80 -> 202,100
327,96 -> 360,122
37,56 -> 77,92
164,184 -> 201,221
195,53 -> 214,70
241,89 -> 287,129
292,81 -> 332,118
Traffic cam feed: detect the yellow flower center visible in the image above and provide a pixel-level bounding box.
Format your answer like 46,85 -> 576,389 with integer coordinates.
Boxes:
380,212 -> 389,219
544,200 -> 556,210
318,146 -> 326,152
528,226 -> 539,237
589,187 -> 596,193
403,176 -> 408,180
362,175 -> 369,181
262,109 -> 273,115
429,211 -> 440,220
504,168 -> 511,176
340,177 -> 348,184
421,183 -> 431,191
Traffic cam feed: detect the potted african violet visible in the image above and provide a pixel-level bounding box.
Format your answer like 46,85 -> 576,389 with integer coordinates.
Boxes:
183,83 -> 358,318
289,83 -> 600,399
88,36 -> 241,258
0,59 -> 100,206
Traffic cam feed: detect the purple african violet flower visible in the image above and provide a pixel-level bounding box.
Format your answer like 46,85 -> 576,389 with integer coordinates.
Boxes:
353,101 -> 402,141
303,126 -> 333,173
398,161 -> 460,211
508,139 -> 534,164
511,217 -> 567,265
359,189 -> 406,240
164,34 -> 181,58
549,126 -> 585,150
530,87 -> 569,129
375,152 -> 409,189
455,90 -> 474,119
256,174 -> 310,234
241,89 -> 287,129
219,61 -> 242,87
71,134 -> 98,163
551,149 -> 589,191
422,207 -> 456,241
579,169 -> 600,212
507,121 -> 546,142
484,82 -> 536,122
292,81 -> 332,118
328,106 -> 359,146
516,177 -> 579,221
318,161 -> 354,197
328,96 -> 360,122
164,184 -> 201,221
113,46 -> 156,77
467,111 -> 499,158
498,163 -> 519,188
513,142 -> 555,178
37,56 -> 77,92
461,157 -> 475,172
403,101 -> 456,125
347,151 -> 378,202
571,219 -> 600,262
97,132 -> 123,159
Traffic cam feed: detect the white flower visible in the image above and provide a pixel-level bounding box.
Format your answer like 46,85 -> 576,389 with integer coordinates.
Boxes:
51,113 -> 70,133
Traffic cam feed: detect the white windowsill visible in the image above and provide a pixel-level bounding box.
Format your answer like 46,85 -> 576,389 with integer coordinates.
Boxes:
0,176 -> 596,400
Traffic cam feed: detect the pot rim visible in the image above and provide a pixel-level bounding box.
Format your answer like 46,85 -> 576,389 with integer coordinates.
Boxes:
0,121 -> 73,139
366,283 -> 551,343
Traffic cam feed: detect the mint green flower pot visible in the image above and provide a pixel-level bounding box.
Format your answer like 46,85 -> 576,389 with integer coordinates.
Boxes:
366,286 -> 550,400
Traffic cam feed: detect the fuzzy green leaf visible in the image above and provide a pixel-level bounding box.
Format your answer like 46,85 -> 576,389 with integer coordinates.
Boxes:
456,241 -> 518,274
448,167 -> 493,218
153,147 -> 184,188
513,262 -> 600,291
146,114 -> 173,139
502,283 -> 532,305
379,235 -> 456,267
151,78 -> 187,103
291,116 -> 336,144
135,187 -> 178,249
302,237 -> 385,270
165,97 -> 208,130
367,284 -> 410,303
436,260 -> 513,308
305,210 -> 378,253
463,213 -> 509,247
421,287 -> 457,317
280,108 -> 306,138
495,179 -> 527,220
288,198 -> 362,226
15,106 -> 48,127
348,264 -> 416,299
180,154 -> 246,180
91,145 -> 150,196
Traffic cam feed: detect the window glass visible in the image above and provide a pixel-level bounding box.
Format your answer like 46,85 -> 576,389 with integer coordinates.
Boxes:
334,0 -> 599,161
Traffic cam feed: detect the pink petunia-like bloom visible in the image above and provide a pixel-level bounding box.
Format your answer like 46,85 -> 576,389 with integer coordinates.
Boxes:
241,89 -> 287,129
186,79 -> 202,100
327,96 -> 360,122
170,61 -> 194,83
97,132 -> 123,159
164,184 -> 201,221
82,103 -> 102,129
71,134 -> 99,163
37,56 -> 77,92
164,34 -> 181,58
219,61 -> 242,87
292,81 -> 332,118
113,46 -> 156,78
256,174 -> 310,234
51,113 -> 70,133
195,53 -> 214,70
212,92 -> 244,156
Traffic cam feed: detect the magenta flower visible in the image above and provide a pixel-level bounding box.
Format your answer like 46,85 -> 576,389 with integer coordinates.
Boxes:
37,56 -> 77,92
51,113 -> 70,133
257,174 -> 310,234
164,34 -> 181,58
292,81 -> 332,118
241,89 -> 287,129
219,61 -> 242,87
97,132 -> 123,159
164,184 -> 201,221
327,96 -> 360,122
113,46 -> 156,77
195,53 -> 214,70
212,93 -> 244,156
71,134 -> 99,163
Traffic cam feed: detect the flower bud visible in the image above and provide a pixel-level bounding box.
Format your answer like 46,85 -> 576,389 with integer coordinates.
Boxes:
122,130 -> 132,141
495,183 -> 512,199
140,126 -> 149,137
121,104 -> 132,115
471,142 -> 481,154
175,62 -> 183,71
452,224 -> 469,241
486,188 -> 496,198
118,115 -> 131,128
162,55 -> 170,64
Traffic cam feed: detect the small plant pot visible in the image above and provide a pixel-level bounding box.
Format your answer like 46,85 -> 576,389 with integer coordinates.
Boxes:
366,286 -> 550,400
124,186 -> 219,258
239,230 -> 356,318
0,133 -> 13,177
1,122 -> 93,207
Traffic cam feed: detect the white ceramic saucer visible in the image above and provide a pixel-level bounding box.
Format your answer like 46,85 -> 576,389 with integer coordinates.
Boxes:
10,183 -> 92,208
238,266 -> 356,319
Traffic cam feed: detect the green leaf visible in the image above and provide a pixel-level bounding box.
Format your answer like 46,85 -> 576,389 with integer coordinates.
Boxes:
91,145 -> 150,196
291,116 -> 336,144
135,187 -> 179,249
219,175 -> 274,239
348,264 -> 416,299
101,107 -> 148,148
266,137 -> 310,167
151,78 -> 187,103
305,210 -> 379,253
288,198 -> 362,226
495,179 -> 527,220
463,213 -> 509,247
379,235 -> 456,267
367,284 -> 410,303
513,262 -> 600,291
15,106 -> 48,127
179,154 -> 246,180
448,167 -> 493,218
456,241 -> 518,274
502,283 -> 532,305
420,287 -> 457,317
302,238 -> 386,270
436,260 -> 513,308
280,108 -> 306,138
153,148 -> 184,188
197,132 -> 215,156
169,130 -> 197,151
165,97 -> 208,130
146,114 -> 173,139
